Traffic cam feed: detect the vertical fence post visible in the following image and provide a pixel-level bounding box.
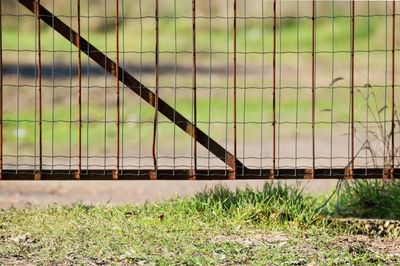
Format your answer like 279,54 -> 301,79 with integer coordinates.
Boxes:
272,0 -> 276,179
152,0 -> 159,178
311,0 -> 315,178
350,0 -> 355,177
35,0 -> 42,180
260,0 -> 265,177
391,0 -> 396,179
192,0 -> 197,179
114,0 -> 120,179
76,0 -> 82,179
86,0 -> 90,175
207,0 -> 211,176
233,0 -> 237,179
138,0 -> 143,175
0,0 -> 2,179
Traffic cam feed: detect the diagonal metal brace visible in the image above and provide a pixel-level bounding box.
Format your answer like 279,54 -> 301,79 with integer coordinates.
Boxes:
18,0 -> 246,172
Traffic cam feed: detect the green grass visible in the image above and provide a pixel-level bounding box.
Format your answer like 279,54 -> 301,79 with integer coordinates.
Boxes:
1,181 -> 400,264
323,179 -> 400,220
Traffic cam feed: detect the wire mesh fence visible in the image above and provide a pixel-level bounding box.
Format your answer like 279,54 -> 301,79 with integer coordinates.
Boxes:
0,0 -> 399,180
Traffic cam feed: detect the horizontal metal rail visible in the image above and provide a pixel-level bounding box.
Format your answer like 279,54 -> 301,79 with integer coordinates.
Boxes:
1,168 -> 399,180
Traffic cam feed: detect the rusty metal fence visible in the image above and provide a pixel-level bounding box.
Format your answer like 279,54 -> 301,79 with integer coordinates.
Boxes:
0,0 -> 399,180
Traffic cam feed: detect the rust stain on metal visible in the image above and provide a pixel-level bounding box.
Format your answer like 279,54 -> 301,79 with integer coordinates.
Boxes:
149,170 -> 157,180
74,171 -> 81,180
383,168 -> 391,179
344,168 -> 353,179
188,169 -> 196,180
112,170 -> 119,180
185,122 -> 194,136
269,169 -> 275,180
304,168 -> 314,179
34,171 -> 41,180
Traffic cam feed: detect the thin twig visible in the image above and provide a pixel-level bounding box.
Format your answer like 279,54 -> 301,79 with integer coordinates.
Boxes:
316,140 -> 368,212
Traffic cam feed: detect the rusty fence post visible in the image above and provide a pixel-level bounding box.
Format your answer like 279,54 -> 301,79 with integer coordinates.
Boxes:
114,0 -> 120,180
152,0 -> 159,177
350,0 -> 355,178
0,0 -> 3,179
391,0 -> 396,179
311,0 -> 316,178
272,0 -> 276,179
192,0 -> 197,179
76,0 -> 82,180
233,0 -> 237,179
35,0 -> 43,180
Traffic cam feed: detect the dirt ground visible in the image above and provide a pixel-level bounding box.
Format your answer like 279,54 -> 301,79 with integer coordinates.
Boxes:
212,232 -> 400,263
1,230 -> 399,265
0,179 -> 336,209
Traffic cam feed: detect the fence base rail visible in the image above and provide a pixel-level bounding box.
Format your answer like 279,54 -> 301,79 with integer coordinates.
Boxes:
0,168 -> 399,180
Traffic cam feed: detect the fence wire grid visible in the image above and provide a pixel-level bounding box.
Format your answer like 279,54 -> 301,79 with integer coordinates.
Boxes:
0,0 -> 399,180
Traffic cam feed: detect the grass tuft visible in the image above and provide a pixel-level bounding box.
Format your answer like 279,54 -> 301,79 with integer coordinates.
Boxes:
192,182 -> 319,225
333,180 -> 400,219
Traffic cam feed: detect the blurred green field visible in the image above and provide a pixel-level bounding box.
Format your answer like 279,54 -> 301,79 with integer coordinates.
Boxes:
2,8 -> 393,62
